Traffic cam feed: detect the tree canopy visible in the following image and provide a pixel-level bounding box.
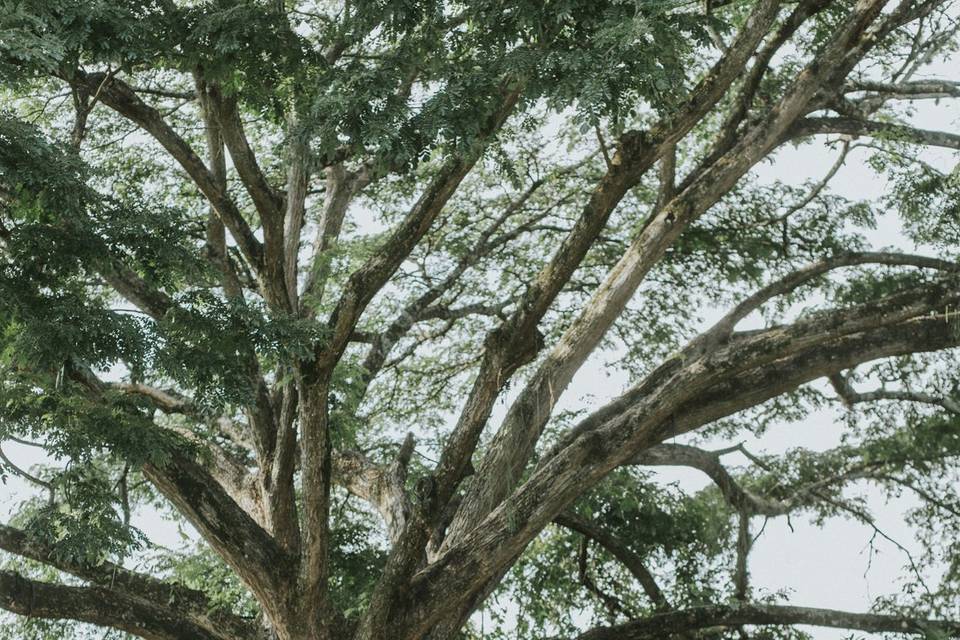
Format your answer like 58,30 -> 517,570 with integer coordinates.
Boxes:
0,0 -> 959,639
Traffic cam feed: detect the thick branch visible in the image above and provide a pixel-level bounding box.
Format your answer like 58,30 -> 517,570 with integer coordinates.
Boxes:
334,439 -> 414,544
0,524 -> 256,639
142,452 -> 294,624
410,277 -> 960,638
0,569 -> 250,640
449,0 -> 885,547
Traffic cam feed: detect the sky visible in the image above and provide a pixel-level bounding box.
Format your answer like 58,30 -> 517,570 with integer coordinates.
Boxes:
1,42 -> 959,640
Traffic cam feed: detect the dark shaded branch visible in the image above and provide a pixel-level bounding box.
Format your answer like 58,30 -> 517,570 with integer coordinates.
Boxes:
554,512 -> 670,611
142,453 -> 295,624
576,537 -> 635,619
0,524 -> 256,639
0,569 -> 254,640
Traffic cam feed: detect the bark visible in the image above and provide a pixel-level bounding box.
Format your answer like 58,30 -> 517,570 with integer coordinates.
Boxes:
444,0 -> 787,553
68,71 -> 264,275
789,115 -> 960,149
143,452 -> 296,628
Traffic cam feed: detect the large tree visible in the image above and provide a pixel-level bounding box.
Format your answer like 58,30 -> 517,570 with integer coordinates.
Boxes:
0,0 -> 959,638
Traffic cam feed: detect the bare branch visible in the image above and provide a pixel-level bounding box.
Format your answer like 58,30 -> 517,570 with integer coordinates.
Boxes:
702,251 -> 959,345
789,116 -> 960,149
846,78 -> 960,99
829,373 -> 960,414
554,512 -> 671,611
333,441 -> 414,544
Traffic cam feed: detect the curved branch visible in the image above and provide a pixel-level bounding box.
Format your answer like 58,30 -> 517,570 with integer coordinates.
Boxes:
449,0 -> 889,547
829,374 -> 960,414
553,512 -> 670,611
413,278 -> 960,637
142,452 -> 294,623
630,444 -> 791,517
572,603 -> 960,639
703,251 -> 959,343
334,440 -> 414,544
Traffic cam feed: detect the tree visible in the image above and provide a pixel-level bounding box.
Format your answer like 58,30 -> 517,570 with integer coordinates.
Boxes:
0,0 -> 959,638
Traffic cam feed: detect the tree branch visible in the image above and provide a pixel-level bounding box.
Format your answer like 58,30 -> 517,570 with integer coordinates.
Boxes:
333,438 -> 414,544
789,116 -> 960,149
448,0 -> 885,549
572,603 -> 960,639
553,512 -> 670,611
0,569 -> 255,640
829,373 -> 960,414
0,524 -> 257,639
701,251 -> 959,345
142,453 -> 295,625
411,275 -> 960,638
68,71 -> 265,275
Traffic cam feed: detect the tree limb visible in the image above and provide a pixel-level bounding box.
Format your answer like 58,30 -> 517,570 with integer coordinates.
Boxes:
411,276 -> 960,638
571,603 -> 960,639
789,116 -> 960,149
68,71 -> 265,275
0,524 -> 257,639
553,512 -> 670,611
0,569 -> 255,640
